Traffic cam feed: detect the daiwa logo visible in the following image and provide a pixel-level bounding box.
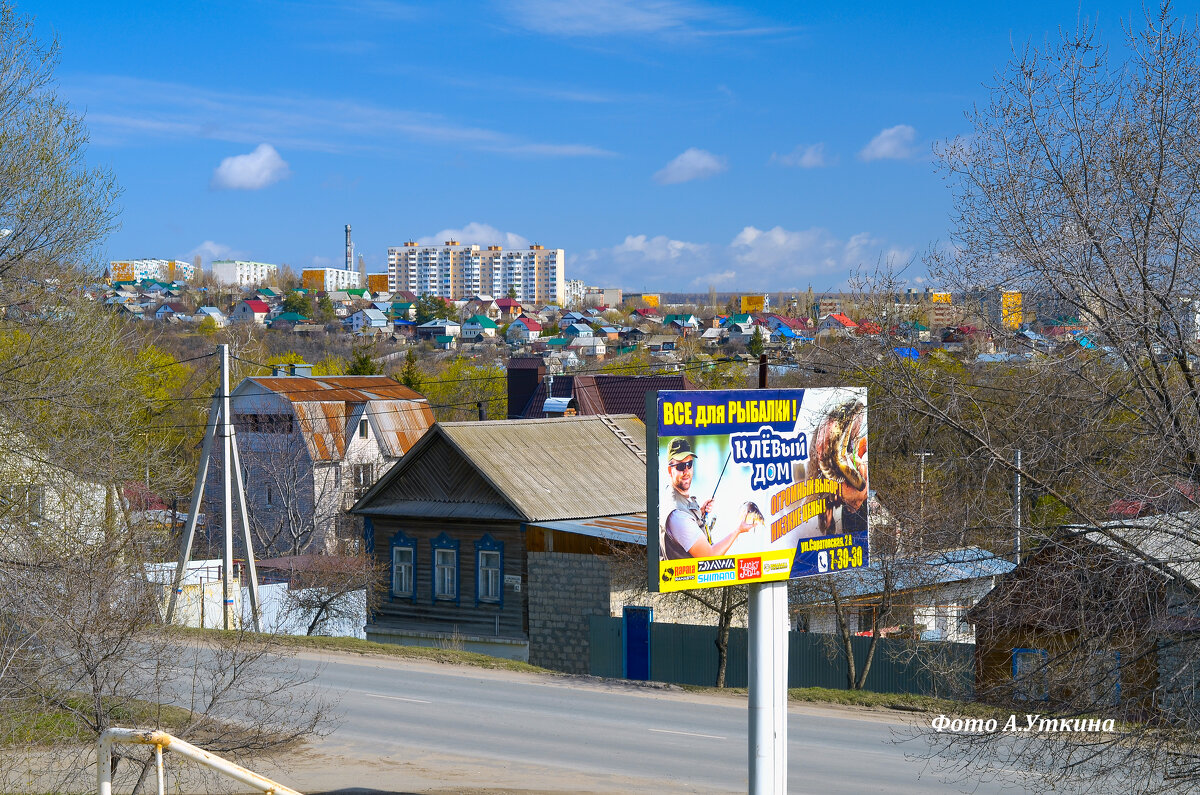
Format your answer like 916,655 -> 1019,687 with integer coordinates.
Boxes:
697,558 -> 735,573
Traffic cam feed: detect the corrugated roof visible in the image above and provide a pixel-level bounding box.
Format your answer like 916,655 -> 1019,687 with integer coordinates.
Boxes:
368,399 -> 436,457
249,376 -> 426,403
437,415 -> 645,521
357,415 -> 647,522
530,513 -> 648,545
293,401 -> 346,461
794,547 -> 1016,604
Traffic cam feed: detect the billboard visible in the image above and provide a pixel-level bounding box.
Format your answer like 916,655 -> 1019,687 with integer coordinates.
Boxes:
741,295 -> 766,314
930,292 -> 952,304
1001,291 -> 1023,330
648,388 -> 869,592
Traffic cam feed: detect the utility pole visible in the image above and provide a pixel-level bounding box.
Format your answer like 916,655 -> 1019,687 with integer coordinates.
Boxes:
221,344 -> 235,630
1013,449 -> 1022,564
749,350 -> 786,794
914,450 -> 933,522
166,344 -> 261,631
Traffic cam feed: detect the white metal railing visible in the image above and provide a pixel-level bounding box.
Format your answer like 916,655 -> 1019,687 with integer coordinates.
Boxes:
97,728 -> 302,795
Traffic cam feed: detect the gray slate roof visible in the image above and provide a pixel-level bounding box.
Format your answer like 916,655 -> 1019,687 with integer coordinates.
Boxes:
355,414 -> 647,522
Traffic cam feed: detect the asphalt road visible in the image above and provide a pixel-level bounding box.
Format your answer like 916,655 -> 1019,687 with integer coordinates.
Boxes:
255,651 -> 1033,795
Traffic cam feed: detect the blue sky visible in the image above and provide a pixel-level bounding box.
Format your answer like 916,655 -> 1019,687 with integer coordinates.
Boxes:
25,0 -> 1150,292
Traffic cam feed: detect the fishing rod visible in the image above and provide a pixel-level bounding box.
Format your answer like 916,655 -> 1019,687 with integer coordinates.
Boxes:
702,451 -> 733,543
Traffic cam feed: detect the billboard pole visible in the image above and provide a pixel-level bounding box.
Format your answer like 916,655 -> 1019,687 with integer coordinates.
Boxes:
749,351 -> 788,794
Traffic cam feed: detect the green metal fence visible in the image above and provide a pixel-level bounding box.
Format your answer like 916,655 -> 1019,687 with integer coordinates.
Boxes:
589,616 -> 974,696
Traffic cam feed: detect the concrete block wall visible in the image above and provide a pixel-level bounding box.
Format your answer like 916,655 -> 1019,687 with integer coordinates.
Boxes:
527,552 -> 611,674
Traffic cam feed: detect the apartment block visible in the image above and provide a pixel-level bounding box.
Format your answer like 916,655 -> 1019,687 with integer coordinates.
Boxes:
109,259 -> 195,283
301,267 -> 362,292
387,240 -> 565,305
211,260 -> 279,287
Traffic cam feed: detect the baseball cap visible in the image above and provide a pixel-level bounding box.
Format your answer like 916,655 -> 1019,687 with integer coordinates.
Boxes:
667,437 -> 698,463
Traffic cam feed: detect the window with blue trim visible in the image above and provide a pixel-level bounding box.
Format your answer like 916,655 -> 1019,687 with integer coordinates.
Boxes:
431,533 -> 460,603
1012,648 -> 1049,701
475,534 -> 503,606
389,530 -> 416,602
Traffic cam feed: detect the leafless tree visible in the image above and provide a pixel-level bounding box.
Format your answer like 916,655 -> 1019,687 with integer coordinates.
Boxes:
832,5 -> 1200,792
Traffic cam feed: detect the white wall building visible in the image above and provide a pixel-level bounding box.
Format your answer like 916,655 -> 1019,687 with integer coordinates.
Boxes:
387,240 -> 565,306
212,260 -> 279,287
302,268 -> 362,292
108,259 -> 194,283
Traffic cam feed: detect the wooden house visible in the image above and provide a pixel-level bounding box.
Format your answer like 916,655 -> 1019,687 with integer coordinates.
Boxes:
969,514 -> 1200,719
351,415 -> 648,672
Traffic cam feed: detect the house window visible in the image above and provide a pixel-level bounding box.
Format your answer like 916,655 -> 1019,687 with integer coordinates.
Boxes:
390,531 -> 416,601
1012,648 -> 1049,701
431,533 -> 460,603
359,417 -> 369,439
476,534 -> 503,606
352,464 -> 374,499
1,484 -> 44,521
265,484 -> 273,506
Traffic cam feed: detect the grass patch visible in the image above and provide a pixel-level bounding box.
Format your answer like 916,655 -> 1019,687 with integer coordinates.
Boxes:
173,626 -> 550,674
676,684 -> 1009,718
1,696 -> 195,746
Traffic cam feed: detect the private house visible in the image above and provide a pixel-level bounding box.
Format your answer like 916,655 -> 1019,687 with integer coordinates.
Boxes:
195,306 -> 227,327
463,297 -> 501,322
567,336 -> 606,358
817,313 -> 858,337
969,514 -> 1200,716
794,547 -> 1015,643
0,442 -> 110,557
155,302 -> 188,322
417,319 -> 460,341
506,316 -> 542,343
205,373 -> 435,557
231,299 -> 270,325
461,314 -> 499,340
345,308 -> 390,333
563,322 -> 593,339
351,415 -> 650,671
496,297 -> 524,322
646,335 -> 677,353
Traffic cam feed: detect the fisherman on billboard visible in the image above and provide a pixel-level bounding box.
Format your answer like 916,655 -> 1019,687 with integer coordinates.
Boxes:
660,437 -> 765,560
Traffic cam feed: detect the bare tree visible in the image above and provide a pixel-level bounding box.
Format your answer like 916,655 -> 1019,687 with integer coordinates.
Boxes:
835,5 -> 1200,792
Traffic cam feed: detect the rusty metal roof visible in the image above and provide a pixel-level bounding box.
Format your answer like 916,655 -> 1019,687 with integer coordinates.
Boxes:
368,400 -> 436,457
249,376 -> 426,403
247,376 -> 433,462
529,513 -> 647,545
293,401 -> 346,461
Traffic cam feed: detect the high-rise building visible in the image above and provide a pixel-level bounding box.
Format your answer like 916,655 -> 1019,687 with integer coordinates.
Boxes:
108,259 -> 194,283
387,240 -> 565,305
301,268 -> 362,292
211,260 -> 279,287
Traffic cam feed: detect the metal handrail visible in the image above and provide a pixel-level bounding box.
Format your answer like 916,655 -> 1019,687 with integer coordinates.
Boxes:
97,728 -> 302,795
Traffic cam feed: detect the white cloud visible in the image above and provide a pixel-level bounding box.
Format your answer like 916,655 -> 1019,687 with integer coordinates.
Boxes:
210,144 -> 290,190
188,240 -> 244,267
69,75 -> 616,159
502,0 -> 789,38
772,143 -> 832,168
612,234 -> 706,262
575,224 -> 911,290
859,125 -> 917,161
416,222 -> 530,249
653,148 -> 727,185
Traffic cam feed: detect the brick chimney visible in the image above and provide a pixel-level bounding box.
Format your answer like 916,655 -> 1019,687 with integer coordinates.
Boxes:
506,355 -> 546,419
